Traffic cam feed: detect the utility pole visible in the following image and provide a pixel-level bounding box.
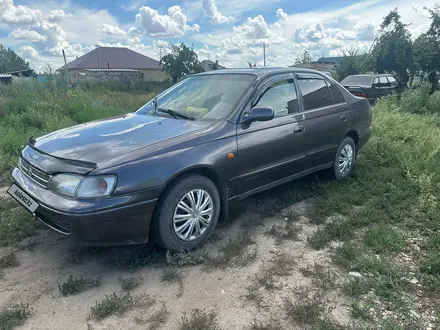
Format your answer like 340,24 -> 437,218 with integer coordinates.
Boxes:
263,43 -> 266,67
62,49 -> 69,83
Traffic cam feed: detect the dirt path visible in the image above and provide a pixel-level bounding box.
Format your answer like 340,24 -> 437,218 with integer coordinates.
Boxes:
0,193 -> 353,330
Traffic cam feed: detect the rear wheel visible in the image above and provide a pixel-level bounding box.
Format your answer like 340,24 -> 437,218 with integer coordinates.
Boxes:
152,174 -> 220,252
331,136 -> 356,180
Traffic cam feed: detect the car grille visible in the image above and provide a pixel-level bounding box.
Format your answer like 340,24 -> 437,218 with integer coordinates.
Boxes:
18,158 -> 50,188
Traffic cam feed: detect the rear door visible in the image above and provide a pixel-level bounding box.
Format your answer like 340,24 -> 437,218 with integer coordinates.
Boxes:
388,76 -> 405,93
296,73 -> 349,167
234,74 -> 308,197
376,76 -> 393,97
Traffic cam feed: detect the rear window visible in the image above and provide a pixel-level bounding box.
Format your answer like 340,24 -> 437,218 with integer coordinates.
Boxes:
340,75 -> 374,87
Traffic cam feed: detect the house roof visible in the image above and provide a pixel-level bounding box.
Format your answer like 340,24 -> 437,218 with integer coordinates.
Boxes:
316,57 -> 343,64
200,59 -> 226,70
57,47 -> 163,71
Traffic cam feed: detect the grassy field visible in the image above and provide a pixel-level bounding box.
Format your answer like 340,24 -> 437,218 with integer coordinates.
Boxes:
0,81 -> 439,329
0,79 -> 168,172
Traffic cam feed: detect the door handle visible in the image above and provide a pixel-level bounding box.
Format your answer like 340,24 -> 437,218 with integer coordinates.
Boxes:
340,115 -> 347,122
294,125 -> 305,134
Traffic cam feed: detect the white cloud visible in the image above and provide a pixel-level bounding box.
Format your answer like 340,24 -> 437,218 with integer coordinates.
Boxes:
47,10 -> 71,23
20,45 -> 39,59
233,15 -> 272,39
276,8 -> 288,20
128,36 -> 140,44
202,0 -> 233,24
355,20 -> 378,41
10,29 -> 46,42
0,0 -> 43,24
133,5 -> 200,37
98,24 -> 127,36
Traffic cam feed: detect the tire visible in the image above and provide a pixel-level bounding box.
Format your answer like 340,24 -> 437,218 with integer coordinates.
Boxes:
331,136 -> 356,181
152,174 -> 221,252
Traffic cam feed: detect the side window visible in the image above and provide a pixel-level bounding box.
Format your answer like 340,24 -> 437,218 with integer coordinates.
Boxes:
326,80 -> 345,104
256,79 -> 299,117
387,76 -> 399,87
373,77 -> 379,85
297,78 -> 333,110
379,76 -> 390,86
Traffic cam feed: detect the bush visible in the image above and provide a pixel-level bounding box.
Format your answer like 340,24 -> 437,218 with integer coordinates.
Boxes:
399,83 -> 430,114
426,90 -> 440,114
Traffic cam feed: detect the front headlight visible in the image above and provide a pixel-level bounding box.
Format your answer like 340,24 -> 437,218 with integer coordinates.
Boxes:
48,174 -> 83,198
48,174 -> 117,199
76,176 -> 117,198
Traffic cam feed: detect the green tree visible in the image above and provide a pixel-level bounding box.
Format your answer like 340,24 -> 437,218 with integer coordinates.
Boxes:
160,43 -> 202,83
294,50 -> 312,65
413,5 -> 440,91
336,50 -> 374,80
0,44 -> 29,73
371,8 -> 414,84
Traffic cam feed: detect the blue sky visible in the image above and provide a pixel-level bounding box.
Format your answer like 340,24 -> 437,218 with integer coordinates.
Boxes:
0,0 -> 435,71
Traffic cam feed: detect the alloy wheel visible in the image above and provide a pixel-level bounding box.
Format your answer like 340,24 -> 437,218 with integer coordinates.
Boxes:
173,189 -> 214,241
339,144 -> 354,176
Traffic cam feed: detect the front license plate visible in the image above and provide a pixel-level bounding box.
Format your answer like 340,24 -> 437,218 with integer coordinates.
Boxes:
7,184 -> 39,213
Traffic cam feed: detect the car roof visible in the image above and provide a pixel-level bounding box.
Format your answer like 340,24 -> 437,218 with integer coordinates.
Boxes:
194,67 -> 329,79
342,73 -> 393,78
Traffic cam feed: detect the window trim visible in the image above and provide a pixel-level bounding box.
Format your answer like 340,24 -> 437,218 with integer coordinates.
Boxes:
325,79 -> 346,105
295,73 -> 337,112
378,76 -> 391,87
249,73 -> 300,118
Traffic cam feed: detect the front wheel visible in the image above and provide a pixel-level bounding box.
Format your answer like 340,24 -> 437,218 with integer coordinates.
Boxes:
152,174 -> 220,252
331,136 -> 356,180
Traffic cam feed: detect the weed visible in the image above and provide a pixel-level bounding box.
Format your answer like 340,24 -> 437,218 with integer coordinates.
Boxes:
343,277 -> 372,297
58,275 -> 101,296
242,282 -> 265,309
0,207 -> 38,247
166,249 -> 209,267
207,232 -> 255,268
265,222 -> 301,244
0,250 -> 19,269
147,303 -> 168,330
235,247 -> 258,267
420,251 -> 440,275
0,304 -> 32,330
161,267 -> 184,297
118,277 -> 142,291
350,301 -> 372,320
255,253 -> 295,290
363,226 -> 405,253
89,292 -> 154,320
180,309 -> 219,330
300,263 -> 337,291
282,288 -> 329,325
105,247 -> 159,269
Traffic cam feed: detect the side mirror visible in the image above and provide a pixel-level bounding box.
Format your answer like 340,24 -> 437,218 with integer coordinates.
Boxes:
243,106 -> 274,123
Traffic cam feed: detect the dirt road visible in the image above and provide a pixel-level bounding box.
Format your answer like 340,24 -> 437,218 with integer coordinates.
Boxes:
0,190 -> 352,330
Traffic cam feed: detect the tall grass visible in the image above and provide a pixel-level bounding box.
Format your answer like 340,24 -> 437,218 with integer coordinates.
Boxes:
0,79 -> 165,171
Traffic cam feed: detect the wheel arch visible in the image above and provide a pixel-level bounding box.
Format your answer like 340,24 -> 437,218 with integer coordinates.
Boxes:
346,130 -> 359,150
151,166 -> 228,228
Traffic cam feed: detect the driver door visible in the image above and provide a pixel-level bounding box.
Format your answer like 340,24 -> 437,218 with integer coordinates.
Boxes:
233,75 -> 308,198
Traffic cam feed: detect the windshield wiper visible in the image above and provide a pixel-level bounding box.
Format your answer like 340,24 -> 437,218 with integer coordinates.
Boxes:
156,108 -> 195,121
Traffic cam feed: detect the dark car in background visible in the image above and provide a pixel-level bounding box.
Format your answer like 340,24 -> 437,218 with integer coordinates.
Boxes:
8,68 -> 372,252
340,73 -> 407,104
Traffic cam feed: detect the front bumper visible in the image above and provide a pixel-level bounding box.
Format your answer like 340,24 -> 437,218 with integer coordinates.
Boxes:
11,168 -> 164,245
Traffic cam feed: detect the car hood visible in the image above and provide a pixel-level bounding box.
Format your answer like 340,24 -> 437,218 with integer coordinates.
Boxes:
33,113 -> 210,165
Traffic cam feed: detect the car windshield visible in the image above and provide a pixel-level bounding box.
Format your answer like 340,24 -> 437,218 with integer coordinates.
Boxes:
136,74 -> 255,120
340,75 -> 374,87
